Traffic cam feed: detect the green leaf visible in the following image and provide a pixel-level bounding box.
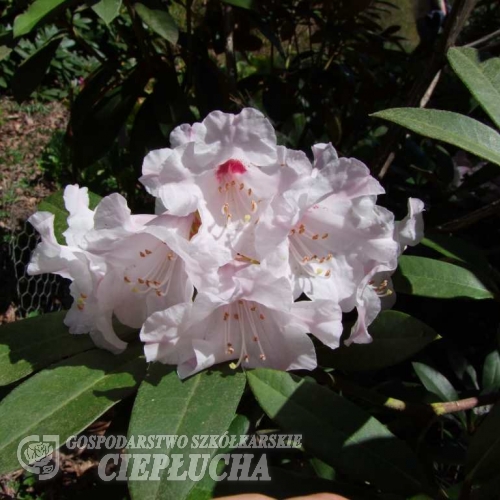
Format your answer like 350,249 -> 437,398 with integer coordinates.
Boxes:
482,350 -> 500,394
92,0 -> 122,24
0,346 -> 146,474
372,108 -> 500,168
12,34 -> 63,103
318,311 -> 439,371
466,402 -> 500,483
221,0 -> 254,9
185,414 -> 250,500
412,362 -> 459,402
71,66 -> 147,169
134,3 -> 178,45
127,365 -> 246,500
247,369 -> 432,496
37,189 -> 102,244
0,46 -> 12,62
13,0 -> 77,38
421,234 -> 491,270
0,311 -> 95,386
447,48 -> 500,130
393,256 -> 494,300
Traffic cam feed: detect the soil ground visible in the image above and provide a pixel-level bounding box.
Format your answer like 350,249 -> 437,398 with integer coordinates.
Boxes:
0,97 -> 67,324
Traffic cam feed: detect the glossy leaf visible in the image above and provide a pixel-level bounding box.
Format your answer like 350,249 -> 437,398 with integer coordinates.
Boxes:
13,0 -> 77,38
0,311 -> 94,386
318,311 -> 439,371
247,369 -> 431,496
372,108 -> 500,168
12,34 -> 63,103
412,362 -> 459,402
134,3 -> 178,45
128,364 -> 246,500
92,0 -> 122,24
447,48 -> 500,130
38,189 -> 102,244
0,346 -> 146,474
482,351 -> 500,394
466,402 -> 500,483
393,256 -> 494,300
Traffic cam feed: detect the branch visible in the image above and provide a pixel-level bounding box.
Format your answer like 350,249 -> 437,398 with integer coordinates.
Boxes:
328,373 -> 500,419
373,0 -> 478,178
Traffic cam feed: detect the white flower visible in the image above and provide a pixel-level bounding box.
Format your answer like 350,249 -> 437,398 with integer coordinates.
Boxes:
28,185 -> 194,352
140,262 -> 342,378
140,108 -> 305,261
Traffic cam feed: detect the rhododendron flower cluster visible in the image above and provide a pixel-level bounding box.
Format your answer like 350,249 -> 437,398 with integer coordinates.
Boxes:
28,108 -> 423,378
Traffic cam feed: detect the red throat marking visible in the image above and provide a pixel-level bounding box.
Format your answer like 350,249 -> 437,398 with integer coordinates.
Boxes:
216,159 -> 247,182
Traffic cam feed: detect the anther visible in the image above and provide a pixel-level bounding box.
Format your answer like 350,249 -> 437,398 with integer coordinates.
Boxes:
250,306 -> 257,311
251,200 -> 257,213
312,234 -> 319,240
124,276 -> 131,283
224,312 -> 230,321
248,188 -> 252,196
145,249 -> 152,255
234,313 -> 239,320
80,293 -> 87,299
322,233 -> 329,239
239,183 -> 244,190
259,314 -> 265,320
140,251 -> 146,257
138,278 -> 145,284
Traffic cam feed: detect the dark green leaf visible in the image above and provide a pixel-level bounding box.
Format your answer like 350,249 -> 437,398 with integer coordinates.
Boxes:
0,346 -> 146,474
128,365 -> 246,500
221,0 -> 254,9
482,351 -> 500,394
372,108 -> 500,168
412,362 -> 459,402
318,311 -> 439,371
134,3 -> 178,45
447,48 -> 500,130
71,67 -> 147,169
13,0 -> 77,38
247,369 -> 432,496
393,256 -> 494,300
0,311 -> 94,386
466,402 -> 500,483
37,189 -> 102,245
92,0 -> 122,24
12,34 -> 63,103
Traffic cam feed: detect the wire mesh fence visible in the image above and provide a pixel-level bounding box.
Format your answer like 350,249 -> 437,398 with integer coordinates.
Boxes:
9,221 -> 71,318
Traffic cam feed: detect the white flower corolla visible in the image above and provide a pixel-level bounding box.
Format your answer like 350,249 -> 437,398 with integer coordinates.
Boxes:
140,263 -> 342,379
140,108 -> 305,260
347,198 -> 425,344
28,185 -> 194,353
